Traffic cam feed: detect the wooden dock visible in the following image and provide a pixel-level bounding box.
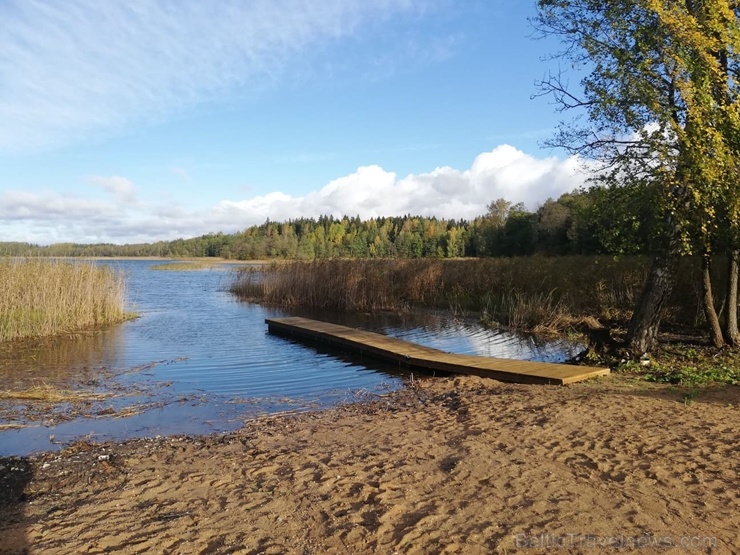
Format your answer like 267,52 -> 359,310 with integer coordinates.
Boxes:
266,317 -> 609,385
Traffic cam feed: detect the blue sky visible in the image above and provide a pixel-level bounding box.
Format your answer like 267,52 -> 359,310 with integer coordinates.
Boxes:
0,0 -> 590,244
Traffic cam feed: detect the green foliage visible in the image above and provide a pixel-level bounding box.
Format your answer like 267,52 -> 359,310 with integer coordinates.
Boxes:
536,199 -> 572,254
576,182 -> 666,254
626,345 -> 740,386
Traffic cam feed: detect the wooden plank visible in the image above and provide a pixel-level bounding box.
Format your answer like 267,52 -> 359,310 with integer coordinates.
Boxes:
266,317 -> 609,385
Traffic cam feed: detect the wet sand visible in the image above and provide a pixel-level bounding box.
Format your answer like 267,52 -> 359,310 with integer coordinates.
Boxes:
1,375 -> 738,554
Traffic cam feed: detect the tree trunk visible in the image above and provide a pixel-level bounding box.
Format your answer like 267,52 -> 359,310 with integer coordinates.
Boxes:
626,252 -> 678,355
724,249 -> 740,346
701,252 -> 724,348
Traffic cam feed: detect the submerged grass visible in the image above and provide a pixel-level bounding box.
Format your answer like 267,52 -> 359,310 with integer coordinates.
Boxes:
231,256 -> 702,334
0,258 -> 129,342
149,261 -> 216,271
0,384 -> 111,403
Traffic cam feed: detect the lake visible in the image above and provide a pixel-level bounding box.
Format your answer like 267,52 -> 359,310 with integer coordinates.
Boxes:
0,260 -> 583,455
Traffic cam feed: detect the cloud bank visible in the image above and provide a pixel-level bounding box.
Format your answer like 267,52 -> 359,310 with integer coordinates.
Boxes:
0,146 -> 591,244
0,0 -> 438,150
218,145 -> 585,222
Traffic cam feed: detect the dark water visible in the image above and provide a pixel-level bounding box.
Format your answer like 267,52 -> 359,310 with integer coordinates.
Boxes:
0,260 -> 583,455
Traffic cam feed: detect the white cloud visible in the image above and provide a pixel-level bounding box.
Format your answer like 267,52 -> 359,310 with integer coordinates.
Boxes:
0,190 -> 121,244
0,146 -> 592,244
218,145 -> 590,223
88,175 -> 137,202
0,190 -> 113,221
0,0 -> 439,150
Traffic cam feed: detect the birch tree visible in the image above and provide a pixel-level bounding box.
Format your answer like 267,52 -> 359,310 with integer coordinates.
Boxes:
535,0 -> 740,353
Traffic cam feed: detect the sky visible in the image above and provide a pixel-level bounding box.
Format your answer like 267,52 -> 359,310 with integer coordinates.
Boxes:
0,0 -> 593,245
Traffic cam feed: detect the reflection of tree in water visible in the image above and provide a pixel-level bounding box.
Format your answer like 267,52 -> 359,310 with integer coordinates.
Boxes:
0,326 -> 125,389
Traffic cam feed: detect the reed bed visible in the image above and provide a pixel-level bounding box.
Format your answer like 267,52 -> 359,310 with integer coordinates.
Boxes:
231,257 -> 703,333
0,259 -> 128,342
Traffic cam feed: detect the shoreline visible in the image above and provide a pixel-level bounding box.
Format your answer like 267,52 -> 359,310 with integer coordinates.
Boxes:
1,374 -> 737,554
0,255 -> 270,264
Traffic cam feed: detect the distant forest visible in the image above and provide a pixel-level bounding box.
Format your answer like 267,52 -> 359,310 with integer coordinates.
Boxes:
0,186 -> 659,259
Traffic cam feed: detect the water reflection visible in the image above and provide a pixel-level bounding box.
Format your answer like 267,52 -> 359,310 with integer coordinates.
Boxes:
296,309 -> 583,363
0,260 -> 583,456
0,326 -> 125,389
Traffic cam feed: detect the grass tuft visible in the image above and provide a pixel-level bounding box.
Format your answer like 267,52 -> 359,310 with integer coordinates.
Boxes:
0,258 -> 129,342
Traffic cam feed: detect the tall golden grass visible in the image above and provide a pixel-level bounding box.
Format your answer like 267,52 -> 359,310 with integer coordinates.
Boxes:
0,259 -> 128,342
231,257 -> 703,333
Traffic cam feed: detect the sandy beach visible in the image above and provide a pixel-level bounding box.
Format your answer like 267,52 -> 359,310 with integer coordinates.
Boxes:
1,375 -> 738,554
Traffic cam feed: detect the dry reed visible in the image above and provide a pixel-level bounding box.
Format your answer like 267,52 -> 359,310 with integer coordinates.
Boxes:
0,259 -> 128,342
0,384 -> 110,402
231,257 -> 702,333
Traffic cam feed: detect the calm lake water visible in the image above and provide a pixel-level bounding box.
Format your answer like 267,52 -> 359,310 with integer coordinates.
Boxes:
0,260 -> 583,455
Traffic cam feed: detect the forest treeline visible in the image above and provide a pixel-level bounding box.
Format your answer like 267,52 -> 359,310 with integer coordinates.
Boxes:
0,186 -> 657,260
